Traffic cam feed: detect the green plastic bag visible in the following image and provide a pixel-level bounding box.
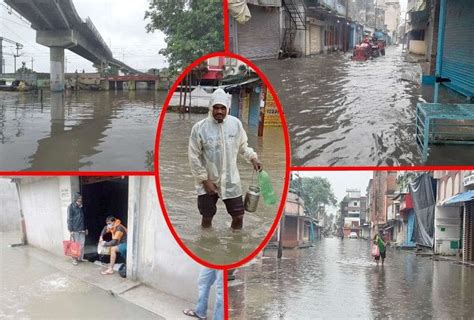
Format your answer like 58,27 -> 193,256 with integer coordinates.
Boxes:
258,170 -> 276,205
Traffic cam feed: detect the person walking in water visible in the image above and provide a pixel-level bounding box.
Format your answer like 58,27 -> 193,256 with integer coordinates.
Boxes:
188,88 -> 262,230
373,234 -> 386,266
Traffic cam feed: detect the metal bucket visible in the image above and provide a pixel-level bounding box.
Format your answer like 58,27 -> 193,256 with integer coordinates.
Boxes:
244,185 -> 260,212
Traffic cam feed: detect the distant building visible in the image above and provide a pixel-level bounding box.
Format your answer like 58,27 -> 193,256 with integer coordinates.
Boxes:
369,171 -> 397,238
383,1 -> 401,43
270,191 -> 320,249
340,189 -> 367,238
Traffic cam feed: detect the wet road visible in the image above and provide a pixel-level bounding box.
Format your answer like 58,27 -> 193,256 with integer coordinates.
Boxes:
229,238 -> 474,319
0,90 -> 165,171
0,232 -> 159,319
256,46 -> 471,166
159,112 -> 286,265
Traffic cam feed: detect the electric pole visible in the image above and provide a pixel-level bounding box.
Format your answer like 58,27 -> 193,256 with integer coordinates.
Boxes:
14,43 -> 23,73
0,37 -> 23,74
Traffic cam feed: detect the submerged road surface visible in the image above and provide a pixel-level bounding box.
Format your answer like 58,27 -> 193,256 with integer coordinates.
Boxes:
256,46 -> 471,166
229,238 -> 474,319
159,112 -> 286,265
0,90 -> 165,171
0,232 -> 159,319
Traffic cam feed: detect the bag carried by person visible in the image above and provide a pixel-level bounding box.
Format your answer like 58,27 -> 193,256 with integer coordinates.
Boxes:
371,244 -> 380,257
97,242 -> 111,255
63,238 -> 81,258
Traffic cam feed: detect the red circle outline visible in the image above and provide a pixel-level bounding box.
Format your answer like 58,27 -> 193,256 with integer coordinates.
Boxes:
154,51 -> 291,270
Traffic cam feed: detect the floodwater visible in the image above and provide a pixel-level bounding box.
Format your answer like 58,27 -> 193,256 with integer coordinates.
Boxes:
256,46 -> 471,166
0,232 -> 159,319
229,238 -> 474,319
0,90 -> 165,171
159,112 -> 286,265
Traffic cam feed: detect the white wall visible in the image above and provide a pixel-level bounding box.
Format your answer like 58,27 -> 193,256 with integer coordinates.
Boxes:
434,206 -> 462,255
0,179 -> 21,232
131,177 -> 207,303
19,177 -> 75,254
17,176 -> 208,303
409,40 -> 427,55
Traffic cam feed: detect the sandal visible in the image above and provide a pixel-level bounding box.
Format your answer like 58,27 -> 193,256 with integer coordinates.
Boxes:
183,309 -> 205,319
101,269 -> 114,275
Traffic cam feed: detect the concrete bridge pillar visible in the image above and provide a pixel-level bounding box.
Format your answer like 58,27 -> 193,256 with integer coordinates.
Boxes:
128,80 -> 136,91
50,47 -> 65,92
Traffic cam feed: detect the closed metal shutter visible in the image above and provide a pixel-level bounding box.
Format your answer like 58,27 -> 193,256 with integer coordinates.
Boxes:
442,0 -> 474,97
237,5 -> 281,60
310,24 -> 321,54
465,201 -> 474,262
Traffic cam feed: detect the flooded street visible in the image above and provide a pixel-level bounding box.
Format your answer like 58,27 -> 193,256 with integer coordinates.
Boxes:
0,90 -> 165,171
229,238 -> 474,319
0,232 -> 159,319
256,46 -> 471,166
159,112 -> 286,265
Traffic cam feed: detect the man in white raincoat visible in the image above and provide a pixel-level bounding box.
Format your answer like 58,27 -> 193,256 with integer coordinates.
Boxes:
188,88 -> 262,230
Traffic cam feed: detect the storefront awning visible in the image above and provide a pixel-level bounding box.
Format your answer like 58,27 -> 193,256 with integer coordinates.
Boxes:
442,190 -> 474,206
221,77 -> 260,89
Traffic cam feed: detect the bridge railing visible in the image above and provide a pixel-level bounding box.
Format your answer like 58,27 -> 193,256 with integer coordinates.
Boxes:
85,17 -> 113,57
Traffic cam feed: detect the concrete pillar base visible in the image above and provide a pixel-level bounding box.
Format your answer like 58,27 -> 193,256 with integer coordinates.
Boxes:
50,47 -> 65,92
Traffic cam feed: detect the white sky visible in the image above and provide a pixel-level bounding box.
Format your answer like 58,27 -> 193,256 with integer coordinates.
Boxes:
0,0 -> 168,73
400,0 -> 407,14
293,171 -> 374,216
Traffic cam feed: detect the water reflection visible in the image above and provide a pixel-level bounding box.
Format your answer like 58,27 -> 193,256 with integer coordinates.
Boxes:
159,112 -> 286,265
0,90 -> 165,171
229,238 -> 474,319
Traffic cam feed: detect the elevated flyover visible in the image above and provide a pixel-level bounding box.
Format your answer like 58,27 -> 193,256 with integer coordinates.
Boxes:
5,0 -> 141,91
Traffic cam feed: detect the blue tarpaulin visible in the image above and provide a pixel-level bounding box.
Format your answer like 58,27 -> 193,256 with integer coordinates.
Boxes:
442,190 -> 474,206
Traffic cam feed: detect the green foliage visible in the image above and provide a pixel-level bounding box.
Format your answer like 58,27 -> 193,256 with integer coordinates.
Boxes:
102,65 -> 120,76
397,171 -> 422,192
290,177 -> 337,218
17,62 -> 33,74
145,0 -> 224,74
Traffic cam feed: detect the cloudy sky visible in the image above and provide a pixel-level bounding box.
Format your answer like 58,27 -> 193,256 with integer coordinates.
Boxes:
294,170 -> 374,215
0,0 -> 167,73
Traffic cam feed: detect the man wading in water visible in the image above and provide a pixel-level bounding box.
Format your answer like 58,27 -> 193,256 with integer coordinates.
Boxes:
188,88 -> 262,230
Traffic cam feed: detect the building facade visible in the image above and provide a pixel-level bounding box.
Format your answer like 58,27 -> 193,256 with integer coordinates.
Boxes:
369,171 -> 397,238
340,189 -> 367,237
8,176 -> 205,303
271,191 -> 318,248
229,1 -> 282,60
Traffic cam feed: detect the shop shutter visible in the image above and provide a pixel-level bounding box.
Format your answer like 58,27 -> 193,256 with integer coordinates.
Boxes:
310,24 -> 321,54
441,0 -> 474,98
464,200 -> 474,262
237,5 -> 281,60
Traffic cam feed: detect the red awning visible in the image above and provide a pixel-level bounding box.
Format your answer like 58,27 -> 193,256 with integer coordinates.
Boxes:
400,194 -> 414,213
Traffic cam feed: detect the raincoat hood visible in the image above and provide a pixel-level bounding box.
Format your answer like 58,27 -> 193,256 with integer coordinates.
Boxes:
209,88 -> 231,121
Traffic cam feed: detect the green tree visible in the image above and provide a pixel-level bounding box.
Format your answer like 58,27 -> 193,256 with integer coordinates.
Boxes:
17,62 -> 33,74
290,177 -> 337,219
145,0 -> 224,74
103,65 -> 120,76
397,171 -> 422,192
